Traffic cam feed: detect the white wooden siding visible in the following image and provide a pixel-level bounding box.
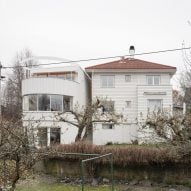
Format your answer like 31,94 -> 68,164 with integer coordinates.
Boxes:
92,72 -> 172,123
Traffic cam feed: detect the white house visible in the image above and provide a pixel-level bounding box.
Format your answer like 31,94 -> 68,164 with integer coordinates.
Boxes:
85,57 -> 176,145
22,63 -> 90,146
22,55 -> 176,146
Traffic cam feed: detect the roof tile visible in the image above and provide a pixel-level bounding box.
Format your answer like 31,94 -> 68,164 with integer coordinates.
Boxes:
85,58 -> 176,70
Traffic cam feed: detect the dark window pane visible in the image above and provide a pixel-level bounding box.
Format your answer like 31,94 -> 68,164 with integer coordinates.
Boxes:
102,124 -> 114,129
63,96 -> 72,112
29,95 -> 37,111
38,128 -> 47,147
51,95 -> 62,111
50,128 -> 60,145
38,94 -> 50,111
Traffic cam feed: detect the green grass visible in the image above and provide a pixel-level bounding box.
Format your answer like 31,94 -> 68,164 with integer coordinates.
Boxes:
16,183 -> 116,191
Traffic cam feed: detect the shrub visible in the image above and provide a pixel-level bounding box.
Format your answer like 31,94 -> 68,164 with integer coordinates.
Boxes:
44,142 -> 184,166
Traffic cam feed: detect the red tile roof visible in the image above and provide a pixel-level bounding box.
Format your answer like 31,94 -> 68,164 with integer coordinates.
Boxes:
85,58 -> 176,70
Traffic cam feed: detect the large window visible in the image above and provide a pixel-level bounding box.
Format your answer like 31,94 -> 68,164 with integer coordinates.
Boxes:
146,75 -> 160,85
23,94 -> 73,112
101,75 -> 115,88
148,99 -> 162,112
51,95 -> 62,111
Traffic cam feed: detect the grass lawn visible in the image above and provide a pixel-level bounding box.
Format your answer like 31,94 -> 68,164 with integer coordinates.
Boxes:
16,183 -> 115,191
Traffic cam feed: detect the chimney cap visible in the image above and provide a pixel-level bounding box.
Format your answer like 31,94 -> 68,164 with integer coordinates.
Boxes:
129,45 -> 135,58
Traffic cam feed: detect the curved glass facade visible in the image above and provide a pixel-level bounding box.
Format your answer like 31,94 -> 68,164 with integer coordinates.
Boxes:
23,94 -> 73,112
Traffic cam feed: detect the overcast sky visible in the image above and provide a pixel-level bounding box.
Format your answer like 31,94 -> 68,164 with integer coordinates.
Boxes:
0,0 -> 191,86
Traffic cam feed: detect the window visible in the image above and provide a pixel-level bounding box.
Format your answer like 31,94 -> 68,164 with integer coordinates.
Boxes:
148,99 -> 162,112
51,95 -> 62,111
102,123 -> 114,129
29,95 -> 37,111
23,96 -> 29,111
38,94 -> 50,111
63,96 -> 72,111
101,101 -> 115,112
125,75 -> 131,82
101,75 -> 115,88
23,94 -> 73,112
126,101 -> 131,108
146,75 -> 160,85
50,128 -> 60,145
38,128 -> 47,147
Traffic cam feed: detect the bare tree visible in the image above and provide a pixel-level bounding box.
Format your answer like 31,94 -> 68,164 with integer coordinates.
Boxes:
3,49 -> 36,119
141,111 -> 191,159
0,118 -> 42,191
57,99 -> 122,142
180,42 -> 191,113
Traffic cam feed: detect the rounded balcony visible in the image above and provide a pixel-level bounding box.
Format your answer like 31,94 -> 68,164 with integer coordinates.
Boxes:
22,77 -> 80,96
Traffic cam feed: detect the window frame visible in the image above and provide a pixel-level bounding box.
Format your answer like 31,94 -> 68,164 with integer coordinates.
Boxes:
100,75 -> 115,88
125,75 -> 131,82
102,123 -> 115,129
50,127 -> 61,145
146,75 -> 160,86
23,94 -> 73,112
147,99 -> 163,112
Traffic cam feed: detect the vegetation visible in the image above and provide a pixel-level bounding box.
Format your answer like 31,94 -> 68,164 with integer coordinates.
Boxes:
0,118 -> 43,191
16,183 -> 115,191
3,49 -> 36,119
142,111 -> 191,162
57,99 -> 121,142
45,142 -> 181,166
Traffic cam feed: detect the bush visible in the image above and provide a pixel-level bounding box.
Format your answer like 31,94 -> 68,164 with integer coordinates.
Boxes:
44,142 -> 184,166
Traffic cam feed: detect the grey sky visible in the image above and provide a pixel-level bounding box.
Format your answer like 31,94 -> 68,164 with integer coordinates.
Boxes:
0,0 -> 191,85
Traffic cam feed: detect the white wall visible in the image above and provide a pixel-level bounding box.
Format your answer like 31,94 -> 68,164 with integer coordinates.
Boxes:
22,65 -> 90,145
91,71 -> 173,144
93,123 -> 138,145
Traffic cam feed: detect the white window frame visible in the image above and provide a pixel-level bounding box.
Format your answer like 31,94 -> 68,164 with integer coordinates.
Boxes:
100,75 -> 115,88
125,75 -> 131,82
146,75 -> 160,85
147,99 -> 163,112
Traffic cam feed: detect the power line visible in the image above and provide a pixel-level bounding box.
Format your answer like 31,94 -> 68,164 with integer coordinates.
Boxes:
2,46 -> 191,69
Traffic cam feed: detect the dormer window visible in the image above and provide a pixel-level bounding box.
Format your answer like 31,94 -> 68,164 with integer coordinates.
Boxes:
146,75 -> 160,85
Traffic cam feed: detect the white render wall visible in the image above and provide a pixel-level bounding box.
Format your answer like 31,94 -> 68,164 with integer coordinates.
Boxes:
91,71 -> 173,144
22,65 -> 89,145
93,123 -> 139,145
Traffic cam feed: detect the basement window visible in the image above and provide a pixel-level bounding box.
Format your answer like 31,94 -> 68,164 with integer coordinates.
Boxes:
102,123 -> 114,129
